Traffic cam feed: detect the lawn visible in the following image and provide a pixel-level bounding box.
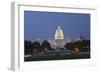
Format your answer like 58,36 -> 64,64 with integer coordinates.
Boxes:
24,53 -> 90,61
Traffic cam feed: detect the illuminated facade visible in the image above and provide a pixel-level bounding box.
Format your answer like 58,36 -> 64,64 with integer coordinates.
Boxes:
55,25 -> 64,40
54,25 -> 65,48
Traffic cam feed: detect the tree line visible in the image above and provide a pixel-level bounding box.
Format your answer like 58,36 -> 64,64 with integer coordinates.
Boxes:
24,40 -> 90,55
24,40 -> 51,55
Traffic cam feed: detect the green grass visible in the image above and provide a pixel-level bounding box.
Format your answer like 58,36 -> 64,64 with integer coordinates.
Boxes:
25,54 -> 90,62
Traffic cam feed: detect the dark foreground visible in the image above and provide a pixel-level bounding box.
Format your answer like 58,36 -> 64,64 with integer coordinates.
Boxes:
24,53 -> 90,62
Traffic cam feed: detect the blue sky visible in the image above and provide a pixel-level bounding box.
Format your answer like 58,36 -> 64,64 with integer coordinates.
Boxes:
24,11 -> 90,40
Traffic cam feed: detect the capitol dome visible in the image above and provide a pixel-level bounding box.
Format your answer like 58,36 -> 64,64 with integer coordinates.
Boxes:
55,25 -> 64,40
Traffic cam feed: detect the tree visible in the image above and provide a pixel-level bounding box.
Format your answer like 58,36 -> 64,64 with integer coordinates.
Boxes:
32,41 -> 41,53
64,42 -> 74,50
32,41 -> 41,49
24,40 -> 33,55
41,40 -> 51,50
81,40 -> 90,52
64,40 -> 90,52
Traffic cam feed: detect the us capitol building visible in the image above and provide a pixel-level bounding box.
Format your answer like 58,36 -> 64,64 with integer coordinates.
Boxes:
48,25 -> 66,49
31,25 -> 86,52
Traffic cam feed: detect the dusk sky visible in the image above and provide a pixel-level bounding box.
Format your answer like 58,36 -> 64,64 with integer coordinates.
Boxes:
24,11 -> 90,40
